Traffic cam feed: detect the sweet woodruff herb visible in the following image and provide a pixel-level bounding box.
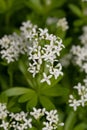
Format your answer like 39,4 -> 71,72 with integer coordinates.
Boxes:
0,103 -> 64,130
0,20 -> 64,85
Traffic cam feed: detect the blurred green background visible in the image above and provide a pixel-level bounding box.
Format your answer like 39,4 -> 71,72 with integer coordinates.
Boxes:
0,0 -> 87,130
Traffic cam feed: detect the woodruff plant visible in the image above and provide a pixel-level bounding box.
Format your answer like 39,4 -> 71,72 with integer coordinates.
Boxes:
0,21 -> 64,84
0,20 -> 66,129
0,103 -> 64,130
68,26 -> 87,111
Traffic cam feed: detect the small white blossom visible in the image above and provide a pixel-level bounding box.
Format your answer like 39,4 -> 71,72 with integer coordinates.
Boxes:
23,118 -> 32,128
42,122 -> 53,130
39,28 -> 48,38
45,110 -> 59,124
41,73 -> 52,85
59,122 -> 64,126
0,103 -> 9,119
69,95 -> 80,111
0,102 -> 64,130
71,44 -> 87,73
49,63 -> 63,79
0,33 -> 27,63
46,17 -> 58,25
69,79 -> 87,110
79,26 -> 87,45
0,120 -> 9,130
57,17 -> 69,31
74,83 -> 85,95
79,95 -> 87,107
30,107 -> 46,119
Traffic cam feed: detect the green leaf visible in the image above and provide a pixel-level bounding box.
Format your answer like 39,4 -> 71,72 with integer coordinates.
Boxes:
41,75 -> 63,89
0,93 -> 8,103
50,0 -> 66,9
63,37 -> 72,47
7,97 -> 21,112
39,96 -> 55,110
42,85 -> 69,97
0,0 -> 6,13
73,123 -> 87,130
74,19 -> 83,27
18,90 -> 36,103
26,94 -> 37,110
25,0 -> 43,14
69,4 -> 82,17
0,75 -> 8,89
18,59 -> 34,88
4,87 -> 32,96
64,111 -> 77,130
50,9 -> 66,17
29,127 -> 37,130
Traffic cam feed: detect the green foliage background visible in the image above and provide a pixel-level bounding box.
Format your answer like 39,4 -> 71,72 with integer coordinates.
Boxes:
0,0 -> 87,130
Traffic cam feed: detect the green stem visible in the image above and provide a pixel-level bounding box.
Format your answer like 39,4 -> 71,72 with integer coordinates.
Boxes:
64,111 -> 77,130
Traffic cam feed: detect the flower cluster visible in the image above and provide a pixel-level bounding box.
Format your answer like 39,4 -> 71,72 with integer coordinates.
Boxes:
71,26 -> 87,73
0,20 -> 64,85
56,17 -> 69,31
0,103 -> 9,119
46,17 -> 69,32
46,17 -> 58,25
0,103 -> 64,130
42,110 -> 64,130
69,78 -> 87,111
68,26 -> 87,110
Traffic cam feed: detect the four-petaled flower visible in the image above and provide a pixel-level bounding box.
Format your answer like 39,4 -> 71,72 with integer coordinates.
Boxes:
41,73 -> 52,85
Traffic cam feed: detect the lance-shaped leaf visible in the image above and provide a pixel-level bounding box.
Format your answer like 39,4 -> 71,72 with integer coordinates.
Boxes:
41,85 -> 69,97
18,90 -> 36,103
39,95 -> 55,110
4,87 -> 32,96
69,4 -> 82,17
26,93 -> 38,110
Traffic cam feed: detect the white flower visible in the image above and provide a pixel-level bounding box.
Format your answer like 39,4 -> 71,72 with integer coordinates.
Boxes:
83,77 -> 87,86
0,33 -> 25,63
74,83 -> 85,95
20,20 -> 37,40
0,103 -> 64,130
0,20 -> 64,85
57,17 -> 69,31
41,73 -> 52,85
45,110 -> 59,124
30,107 -> 46,119
0,120 -> 9,130
0,103 -> 8,119
10,111 -> 28,121
49,63 -> 63,79
71,44 -> 87,73
80,95 -> 87,107
69,95 -> 80,111
82,63 -> 87,73
46,17 -> 58,25
42,122 -> 53,130
23,118 -> 32,128
59,123 -> 64,126
39,28 -> 48,38
79,26 -> 87,45
45,0 -> 51,5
